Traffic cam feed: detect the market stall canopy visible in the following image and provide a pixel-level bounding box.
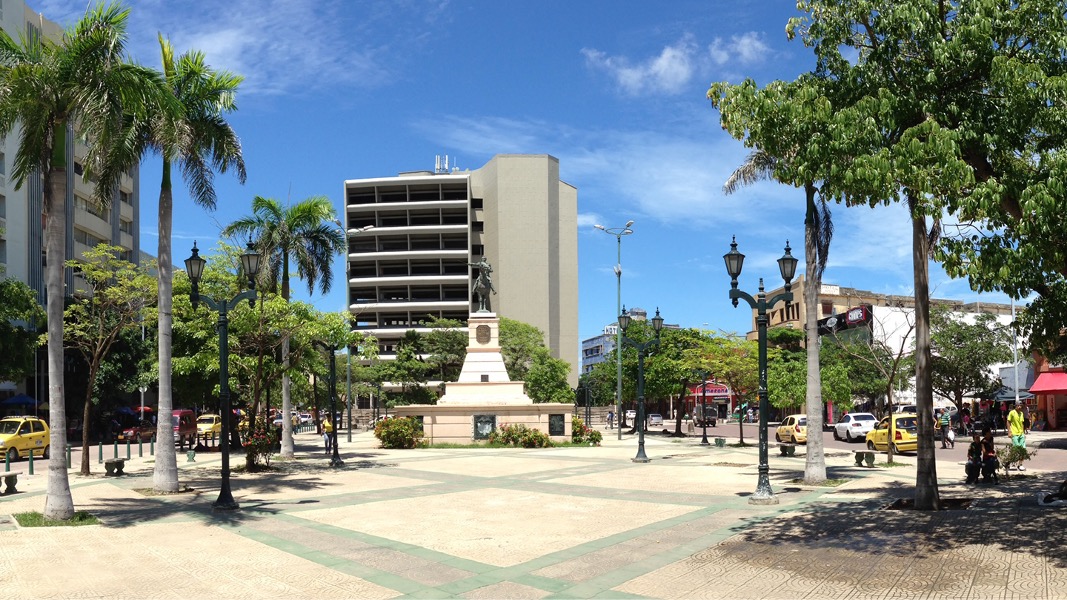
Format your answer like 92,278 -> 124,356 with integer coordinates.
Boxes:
0,393 -> 35,407
1028,372 -> 1067,394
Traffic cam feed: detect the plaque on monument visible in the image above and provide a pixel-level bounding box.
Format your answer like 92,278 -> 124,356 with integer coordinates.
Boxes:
549,414 -> 565,436
473,414 -> 496,440
476,324 -> 491,344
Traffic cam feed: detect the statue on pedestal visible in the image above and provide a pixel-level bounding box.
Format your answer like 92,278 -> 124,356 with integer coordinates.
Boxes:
469,257 -> 496,313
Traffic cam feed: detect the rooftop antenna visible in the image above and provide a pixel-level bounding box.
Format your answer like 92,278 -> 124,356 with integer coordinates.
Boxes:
435,155 -> 441,173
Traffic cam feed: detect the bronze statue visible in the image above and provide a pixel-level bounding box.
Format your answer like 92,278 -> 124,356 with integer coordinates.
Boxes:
469,257 -> 496,312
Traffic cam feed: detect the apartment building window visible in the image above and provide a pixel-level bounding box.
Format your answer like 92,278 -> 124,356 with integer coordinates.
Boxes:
471,197 -> 483,209
821,301 -> 834,316
120,190 -> 131,205
74,161 -> 83,176
0,151 -> 5,176
75,196 -> 109,221
119,219 -> 133,234
74,228 -> 106,247
471,221 -> 484,232
471,244 -> 484,255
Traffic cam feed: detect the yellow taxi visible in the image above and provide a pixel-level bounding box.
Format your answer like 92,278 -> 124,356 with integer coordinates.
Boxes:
775,414 -> 807,444
0,416 -> 50,461
866,414 -> 919,453
196,414 -> 222,437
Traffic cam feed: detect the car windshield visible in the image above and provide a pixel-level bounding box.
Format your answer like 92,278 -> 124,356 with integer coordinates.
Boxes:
0,420 -> 21,435
197,416 -> 214,424
854,414 -> 876,421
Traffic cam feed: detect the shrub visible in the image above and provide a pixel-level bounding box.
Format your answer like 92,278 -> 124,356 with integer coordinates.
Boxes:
571,416 -> 602,446
996,444 -> 1036,473
244,424 -> 278,469
374,416 -> 424,449
488,423 -> 553,448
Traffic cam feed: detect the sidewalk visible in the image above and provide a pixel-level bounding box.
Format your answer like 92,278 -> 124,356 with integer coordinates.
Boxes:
1,428 -> 1066,599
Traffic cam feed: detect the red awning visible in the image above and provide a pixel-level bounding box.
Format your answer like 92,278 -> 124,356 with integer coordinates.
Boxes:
1028,372 -> 1067,394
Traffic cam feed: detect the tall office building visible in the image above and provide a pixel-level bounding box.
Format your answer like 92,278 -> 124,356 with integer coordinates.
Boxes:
0,2 -> 141,398
344,154 -> 578,386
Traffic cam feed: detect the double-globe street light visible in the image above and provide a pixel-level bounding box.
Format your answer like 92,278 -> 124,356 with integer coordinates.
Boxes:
618,306 -> 664,463
594,220 -> 633,440
723,236 -> 797,505
313,340 -> 345,468
184,241 -> 262,511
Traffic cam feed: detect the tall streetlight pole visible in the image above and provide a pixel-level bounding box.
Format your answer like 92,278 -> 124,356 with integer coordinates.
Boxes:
314,341 -> 344,467
723,236 -> 797,506
618,307 -> 664,463
595,220 -> 633,440
698,371 -> 710,446
184,241 -> 262,511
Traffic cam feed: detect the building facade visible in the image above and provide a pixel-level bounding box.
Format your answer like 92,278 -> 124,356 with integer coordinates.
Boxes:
0,2 -> 141,399
344,154 -> 578,386
581,326 -> 616,375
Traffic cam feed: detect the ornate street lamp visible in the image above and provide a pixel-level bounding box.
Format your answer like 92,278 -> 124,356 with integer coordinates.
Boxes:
618,306 -> 664,463
184,241 -> 261,511
595,220 -> 634,440
723,236 -> 797,505
313,341 -> 344,467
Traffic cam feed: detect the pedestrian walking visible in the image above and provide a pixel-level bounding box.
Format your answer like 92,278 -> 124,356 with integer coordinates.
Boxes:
607,411 -> 614,430
323,416 -> 334,454
1007,402 -> 1027,470
939,410 -> 953,448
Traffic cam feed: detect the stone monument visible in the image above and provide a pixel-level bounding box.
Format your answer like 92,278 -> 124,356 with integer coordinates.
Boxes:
393,259 -> 572,444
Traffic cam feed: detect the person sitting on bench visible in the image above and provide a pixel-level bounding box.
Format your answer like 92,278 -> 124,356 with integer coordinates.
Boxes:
965,430 -> 983,484
981,427 -> 1000,484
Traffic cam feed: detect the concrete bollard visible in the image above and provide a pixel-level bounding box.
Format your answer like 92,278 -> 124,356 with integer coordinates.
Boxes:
27,450 -> 33,475
186,450 -> 195,462
138,438 -> 143,458
4,450 -> 8,472
67,444 -> 72,469
126,439 -> 131,460
113,440 -> 119,459
98,442 -> 103,464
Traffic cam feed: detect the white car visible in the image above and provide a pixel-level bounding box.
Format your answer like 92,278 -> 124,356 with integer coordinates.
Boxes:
648,413 -> 663,426
625,410 -> 636,422
834,412 -> 878,442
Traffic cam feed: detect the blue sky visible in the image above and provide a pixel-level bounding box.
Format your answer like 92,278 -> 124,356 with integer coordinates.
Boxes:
31,0 -> 1015,347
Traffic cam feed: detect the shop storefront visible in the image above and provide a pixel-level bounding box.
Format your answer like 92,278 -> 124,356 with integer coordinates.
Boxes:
1028,369 -> 1067,430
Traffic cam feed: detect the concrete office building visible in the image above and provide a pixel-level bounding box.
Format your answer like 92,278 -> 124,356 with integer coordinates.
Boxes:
344,154 -> 578,387
0,2 -> 141,399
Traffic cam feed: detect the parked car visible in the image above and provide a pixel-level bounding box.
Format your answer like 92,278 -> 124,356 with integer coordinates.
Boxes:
0,415 -> 49,461
196,414 -> 222,437
625,410 -> 636,422
298,413 -> 312,424
648,413 -> 663,427
118,419 -> 155,443
834,412 -> 878,442
866,414 -> 919,453
171,409 -> 197,448
775,414 -> 807,444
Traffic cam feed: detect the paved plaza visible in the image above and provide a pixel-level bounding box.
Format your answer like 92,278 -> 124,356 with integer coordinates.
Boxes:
1,427 -> 1066,599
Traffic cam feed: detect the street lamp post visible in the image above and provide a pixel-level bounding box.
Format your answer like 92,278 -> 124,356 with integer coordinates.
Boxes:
594,220 -> 633,440
618,307 -> 664,463
313,341 -> 344,467
698,371 -> 710,446
723,236 -> 797,505
184,241 -> 261,511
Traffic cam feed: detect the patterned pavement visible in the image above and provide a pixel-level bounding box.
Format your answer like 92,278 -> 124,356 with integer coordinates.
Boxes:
1,427 -> 1066,599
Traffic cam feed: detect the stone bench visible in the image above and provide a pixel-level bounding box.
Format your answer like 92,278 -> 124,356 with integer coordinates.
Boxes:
778,443 -> 798,456
104,458 -> 125,476
2,473 -> 17,494
853,450 -> 876,467
714,437 -> 726,448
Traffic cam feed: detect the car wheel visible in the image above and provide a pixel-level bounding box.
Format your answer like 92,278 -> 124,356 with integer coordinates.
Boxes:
867,441 -> 876,451
775,432 -> 782,442
846,431 -> 853,442
833,429 -> 841,441
42,445 -> 49,459
6,447 -> 18,462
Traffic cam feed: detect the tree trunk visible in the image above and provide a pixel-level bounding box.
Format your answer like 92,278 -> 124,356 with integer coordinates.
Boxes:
153,164 -> 179,492
911,204 -> 940,510
43,159 -> 74,520
79,361 -> 98,476
280,258 -> 295,458
803,187 -> 826,483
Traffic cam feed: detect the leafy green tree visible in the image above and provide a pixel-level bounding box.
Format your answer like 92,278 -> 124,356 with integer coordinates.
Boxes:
125,35 -> 245,493
64,246 -> 157,475
704,335 -> 760,445
929,307 -> 1014,410
0,4 -> 167,518
386,330 -> 431,405
525,347 -> 572,403
0,277 -> 44,383
223,195 -> 345,458
499,317 -> 547,381
423,317 -> 466,382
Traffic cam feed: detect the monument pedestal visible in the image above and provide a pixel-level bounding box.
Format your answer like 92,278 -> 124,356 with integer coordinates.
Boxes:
392,312 -> 572,444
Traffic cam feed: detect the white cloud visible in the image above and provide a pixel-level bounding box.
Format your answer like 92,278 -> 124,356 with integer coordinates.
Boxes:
708,32 -> 771,66
581,35 -> 697,96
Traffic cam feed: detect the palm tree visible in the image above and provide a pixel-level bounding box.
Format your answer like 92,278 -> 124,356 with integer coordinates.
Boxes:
127,36 -> 245,493
0,4 -> 167,519
223,195 -> 345,458
723,149 -> 834,483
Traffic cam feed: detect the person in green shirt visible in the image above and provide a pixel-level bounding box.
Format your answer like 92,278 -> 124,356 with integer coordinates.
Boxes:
1006,402 -> 1027,470
939,410 -> 954,449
